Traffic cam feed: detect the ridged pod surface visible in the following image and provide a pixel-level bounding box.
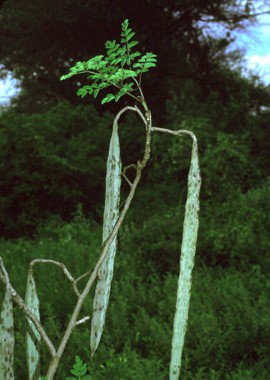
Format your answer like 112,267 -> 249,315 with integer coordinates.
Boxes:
90,119 -> 121,356
0,287 -> 15,379
169,134 -> 201,380
25,270 -> 41,380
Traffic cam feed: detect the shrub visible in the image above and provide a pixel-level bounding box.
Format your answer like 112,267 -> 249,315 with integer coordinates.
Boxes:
1,218 -> 269,378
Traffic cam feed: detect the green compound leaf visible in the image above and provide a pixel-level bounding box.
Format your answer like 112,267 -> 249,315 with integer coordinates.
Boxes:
110,57 -> 122,65
0,287 -> 15,380
66,356 -> 91,379
137,53 -> 157,63
126,31 -> 135,42
169,135 -> 201,380
77,88 -> 88,98
75,355 -> 82,365
93,88 -> 100,98
121,19 -> 129,31
101,93 -> 115,104
90,116 -> 122,356
121,56 -> 126,66
130,51 -> 141,59
144,62 -> 156,69
101,97 -> 108,105
25,269 -> 41,380
77,85 -> 95,98
113,83 -> 134,102
121,28 -> 132,37
132,52 -> 157,73
60,19 -> 157,104
128,40 -> 139,49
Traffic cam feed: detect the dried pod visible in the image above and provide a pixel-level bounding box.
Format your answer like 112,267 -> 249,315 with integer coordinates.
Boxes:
90,119 -> 121,355
25,270 -> 41,380
170,134 -> 201,380
0,287 -> 15,379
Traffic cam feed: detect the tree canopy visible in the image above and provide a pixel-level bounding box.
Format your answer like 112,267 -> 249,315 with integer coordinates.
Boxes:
0,0 -> 269,237
1,0 -> 269,114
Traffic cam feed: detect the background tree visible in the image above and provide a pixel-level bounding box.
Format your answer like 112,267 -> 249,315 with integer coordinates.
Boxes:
1,0 -> 269,114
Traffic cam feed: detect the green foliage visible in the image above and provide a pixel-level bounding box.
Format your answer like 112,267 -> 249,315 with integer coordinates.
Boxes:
118,175 -> 270,274
0,215 -> 270,379
0,99 -> 152,238
0,212 -> 101,379
200,179 -> 270,268
60,19 -> 157,104
0,101 -> 113,237
65,356 -> 92,380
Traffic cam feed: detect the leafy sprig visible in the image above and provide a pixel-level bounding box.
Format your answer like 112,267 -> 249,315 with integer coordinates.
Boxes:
60,19 -> 157,106
65,356 -> 92,380
133,52 -> 157,73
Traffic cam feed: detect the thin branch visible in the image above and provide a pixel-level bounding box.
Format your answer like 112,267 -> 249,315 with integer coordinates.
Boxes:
0,257 -> 56,357
133,77 -> 145,101
134,105 -> 147,127
75,316 -> 90,326
124,163 -> 137,171
150,126 -> 196,142
46,105 -> 152,379
122,164 -> 137,187
121,172 -> 133,187
30,259 -> 80,297
75,268 -> 93,285
0,258 -> 9,279
248,10 -> 270,17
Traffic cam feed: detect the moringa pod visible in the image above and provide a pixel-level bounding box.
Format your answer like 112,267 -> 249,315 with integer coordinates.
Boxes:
25,269 -> 41,380
169,134 -> 201,380
90,118 -> 122,356
0,287 -> 15,380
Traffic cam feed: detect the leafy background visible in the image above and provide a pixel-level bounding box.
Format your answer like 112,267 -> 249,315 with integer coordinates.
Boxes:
0,1 -> 270,378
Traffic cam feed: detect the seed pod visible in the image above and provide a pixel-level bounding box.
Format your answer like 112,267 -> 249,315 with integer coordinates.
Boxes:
25,269 -> 41,380
170,134 -> 201,380
90,119 -> 121,356
0,287 -> 15,379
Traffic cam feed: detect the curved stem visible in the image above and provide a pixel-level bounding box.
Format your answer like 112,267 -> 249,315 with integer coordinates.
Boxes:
150,126 -> 196,141
133,77 -> 145,101
46,105 -> 152,379
30,259 -> 80,297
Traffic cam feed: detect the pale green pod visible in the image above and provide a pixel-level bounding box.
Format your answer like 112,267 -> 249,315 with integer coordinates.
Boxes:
169,135 -> 201,380
25,270 -> 41,380
90,119 -> 122,356
0,287 -> 15,380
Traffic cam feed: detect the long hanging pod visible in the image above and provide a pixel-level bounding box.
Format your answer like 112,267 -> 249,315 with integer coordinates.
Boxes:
0,287 -> 15,380
169,133 -> 201,380
90,117 -> 122,356
25,269 -> 41,380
